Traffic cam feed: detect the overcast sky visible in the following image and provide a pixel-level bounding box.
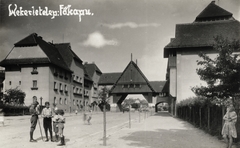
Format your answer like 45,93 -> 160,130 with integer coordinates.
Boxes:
0,0 -> 239,81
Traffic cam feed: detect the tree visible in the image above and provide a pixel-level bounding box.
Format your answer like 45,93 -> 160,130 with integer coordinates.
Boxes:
98,86 -> 110,146
4,87 -> 26,106
192,35 -> 240,106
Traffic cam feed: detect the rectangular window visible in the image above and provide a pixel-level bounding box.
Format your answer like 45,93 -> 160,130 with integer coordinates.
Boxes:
54,82 -> 58,90
31,80 -> 38,90
53,68 -> 58,76
60,83 -> 63,92
65,85 -> 68,92
9,81 -> 11,85
19,81 -> 21,85
73,86 -> 76,93
33,80 -> 37,88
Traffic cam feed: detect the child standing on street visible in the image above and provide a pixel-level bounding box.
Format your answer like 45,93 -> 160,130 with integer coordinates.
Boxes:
87,110 -> 92,125
29,99 -> 40,142
57,109 -> 66,146
52,103 -> 59,142
42,102 -> 54,142
222,105 -> 237,148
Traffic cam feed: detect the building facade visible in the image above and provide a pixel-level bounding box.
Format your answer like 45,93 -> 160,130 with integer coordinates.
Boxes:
164,1 -> 240,115
0,33 -> 102,113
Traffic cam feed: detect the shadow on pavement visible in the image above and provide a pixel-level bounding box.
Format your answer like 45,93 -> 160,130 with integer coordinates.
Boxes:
153,111 -> 172,117
120,128 -> 224,148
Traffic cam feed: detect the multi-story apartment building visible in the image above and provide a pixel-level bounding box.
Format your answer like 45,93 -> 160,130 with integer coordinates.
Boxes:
0,33 -> 97,113
84,63 -> 102,102
164,1 -> 240,115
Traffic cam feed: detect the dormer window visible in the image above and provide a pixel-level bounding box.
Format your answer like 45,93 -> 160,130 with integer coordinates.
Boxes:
53,68 -> 58,76
31,67 -> 38,74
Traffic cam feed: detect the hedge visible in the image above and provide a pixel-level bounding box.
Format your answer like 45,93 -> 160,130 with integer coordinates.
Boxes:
0,104 -> 30,116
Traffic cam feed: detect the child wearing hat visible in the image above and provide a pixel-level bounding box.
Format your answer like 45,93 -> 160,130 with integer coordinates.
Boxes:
29,99 -> 40,142
56,109 -> 66,146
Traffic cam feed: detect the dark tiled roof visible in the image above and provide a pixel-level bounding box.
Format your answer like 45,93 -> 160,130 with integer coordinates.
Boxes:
54,43 -> 73,67
149,81 -> 168,93
84,63 -> 102,78
35,37 -> 71,72
14,33 -> 38,47
195,1 -> 233,22
0,33 -> 72,72
0,58 -> 49,65
164,1 -> 240,58
84,67 -> 93,82
110,61 -> 155,93
164,20 -> 240,57
98,72 -> 121,85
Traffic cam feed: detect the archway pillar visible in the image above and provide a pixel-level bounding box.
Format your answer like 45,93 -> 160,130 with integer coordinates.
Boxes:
143,93 -> 153,103
112,94 -> 127,112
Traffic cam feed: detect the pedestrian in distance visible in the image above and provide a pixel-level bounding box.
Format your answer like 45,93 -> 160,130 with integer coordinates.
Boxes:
222,105 -> 237,148
87,110 -> 92,125
56,109 -> 66,146
0,108 -> 4,126
42,101 -> 54,142
52,103 -> 59,142
83,111 -> 87,124
29,97 -> 40,142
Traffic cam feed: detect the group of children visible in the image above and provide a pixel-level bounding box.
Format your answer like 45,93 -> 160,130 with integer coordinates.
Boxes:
29,101 -> 65,146
30,100 -> 93,146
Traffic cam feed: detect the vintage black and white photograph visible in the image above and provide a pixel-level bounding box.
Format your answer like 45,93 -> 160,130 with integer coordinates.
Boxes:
0,0 -> 240,148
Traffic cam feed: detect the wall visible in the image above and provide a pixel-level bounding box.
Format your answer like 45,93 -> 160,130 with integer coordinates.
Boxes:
176,49 -> 217,102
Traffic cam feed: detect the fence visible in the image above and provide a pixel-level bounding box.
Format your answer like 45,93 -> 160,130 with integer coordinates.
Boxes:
177,104 -> 240,142
177,104 -> 224,136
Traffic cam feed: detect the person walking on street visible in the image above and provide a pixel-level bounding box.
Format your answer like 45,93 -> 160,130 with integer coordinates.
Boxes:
87,110 -> 92,125
222,105 -> 237,148
29,97 -> 40,142
42,102 -> 54,142
56,109 -> 66,146
52,103 -> 59,142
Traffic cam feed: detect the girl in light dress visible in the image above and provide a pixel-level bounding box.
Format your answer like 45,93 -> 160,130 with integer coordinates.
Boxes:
222,105 -> 237,148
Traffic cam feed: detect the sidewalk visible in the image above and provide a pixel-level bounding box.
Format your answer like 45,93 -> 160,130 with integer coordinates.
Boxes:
71,112 -> 237,148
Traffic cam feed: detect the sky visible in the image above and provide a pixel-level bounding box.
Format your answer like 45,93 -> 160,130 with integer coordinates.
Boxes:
0,0 -> 239,81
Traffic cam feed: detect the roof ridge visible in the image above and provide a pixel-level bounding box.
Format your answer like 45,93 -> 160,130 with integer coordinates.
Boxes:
195,1 -> 233,22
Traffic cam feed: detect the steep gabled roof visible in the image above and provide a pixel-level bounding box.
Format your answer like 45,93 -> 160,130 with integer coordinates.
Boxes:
110,61 -> 155,93
83,66 -> 93,82
14,33 -> 38,47
0,33 -> 72,72
98,72 -> 121,85
150,81 -> 167,93
195,1 -> 233,22
54,43 -> 73,67
84,63 -> 102,78
149,81 -> 168,93
164,1 -> 240,58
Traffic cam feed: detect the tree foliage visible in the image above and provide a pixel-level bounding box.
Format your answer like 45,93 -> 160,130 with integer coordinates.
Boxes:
4,87 -> 26,106
192,36 -> 240,105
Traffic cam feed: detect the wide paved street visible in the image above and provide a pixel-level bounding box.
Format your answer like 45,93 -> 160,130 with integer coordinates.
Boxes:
0,111 -> 238,148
